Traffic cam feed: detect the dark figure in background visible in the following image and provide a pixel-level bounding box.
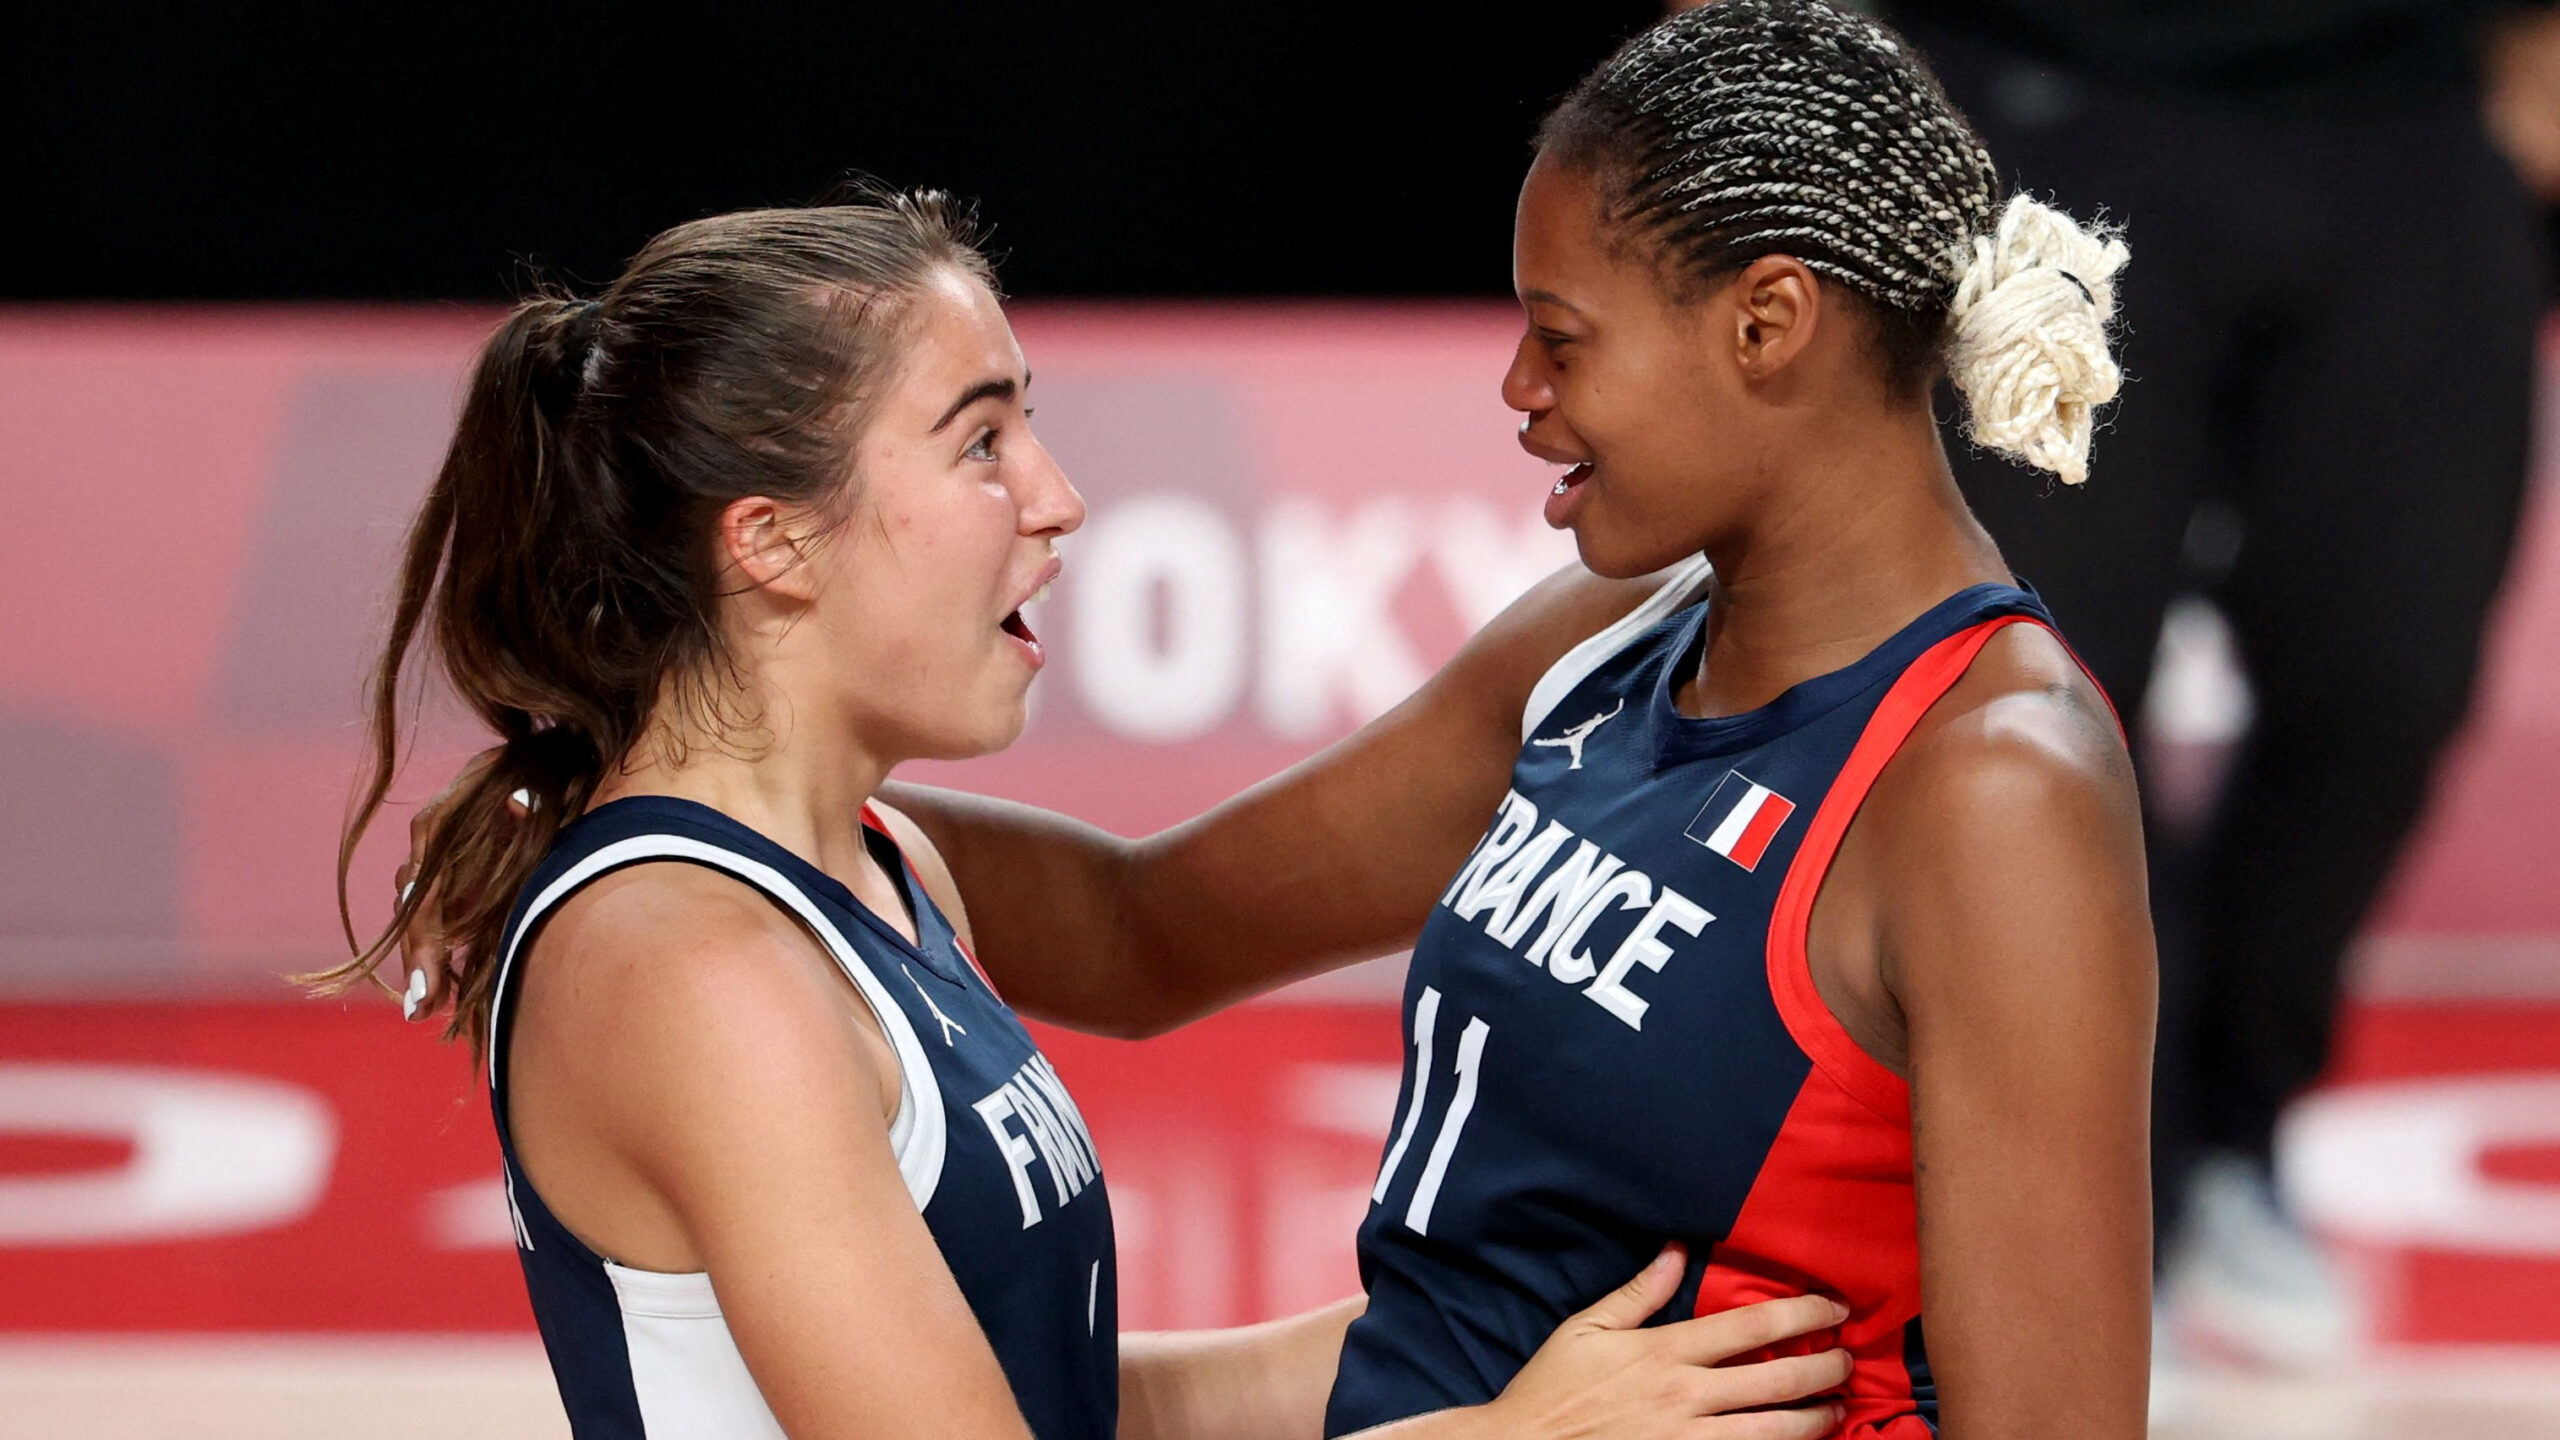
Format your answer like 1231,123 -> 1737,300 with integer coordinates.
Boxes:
1883,0 -> 2550,1371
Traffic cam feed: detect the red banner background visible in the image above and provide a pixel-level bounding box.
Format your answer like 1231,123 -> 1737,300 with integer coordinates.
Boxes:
0,308 -> 2554,1347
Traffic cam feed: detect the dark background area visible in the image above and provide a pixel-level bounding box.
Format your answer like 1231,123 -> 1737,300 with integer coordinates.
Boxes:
0,2 -> 1661,300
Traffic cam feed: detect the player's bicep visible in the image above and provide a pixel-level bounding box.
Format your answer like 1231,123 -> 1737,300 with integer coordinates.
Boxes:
587,918 -> 1031,1440
1884,717 -> 2153,1438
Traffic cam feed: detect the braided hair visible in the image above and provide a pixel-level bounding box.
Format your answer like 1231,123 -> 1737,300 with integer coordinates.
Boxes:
1541,0 -> 2127,485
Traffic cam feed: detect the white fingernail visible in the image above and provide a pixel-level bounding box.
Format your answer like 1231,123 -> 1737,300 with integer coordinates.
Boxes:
397,879 -> 416,908
509,788 -> 534,812
402,968 -> 428,1021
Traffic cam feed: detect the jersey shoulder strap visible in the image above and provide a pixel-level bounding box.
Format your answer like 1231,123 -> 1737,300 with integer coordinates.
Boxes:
489,825 -> 949,1209
1520,555 -> 1716,742
1765,611 -> 2081,1122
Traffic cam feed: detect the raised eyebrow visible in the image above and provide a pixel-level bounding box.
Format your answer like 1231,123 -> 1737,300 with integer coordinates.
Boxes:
929,371 -> 1030,435
1519,289 -> 1585,316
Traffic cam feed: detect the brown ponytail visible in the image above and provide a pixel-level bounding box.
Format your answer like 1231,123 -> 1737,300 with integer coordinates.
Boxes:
308,191 -> 993,1056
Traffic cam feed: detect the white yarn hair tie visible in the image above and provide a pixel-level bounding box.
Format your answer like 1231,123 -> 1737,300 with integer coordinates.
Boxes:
1946,194 -> 2129,486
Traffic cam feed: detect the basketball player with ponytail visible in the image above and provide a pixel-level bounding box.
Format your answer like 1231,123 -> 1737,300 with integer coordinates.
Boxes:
322,188 -> 1864,1437
389,5 -> 2149,1435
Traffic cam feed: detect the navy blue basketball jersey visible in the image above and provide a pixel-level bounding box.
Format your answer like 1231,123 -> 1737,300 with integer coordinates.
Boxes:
1327,560 -> 2072,1439
488,795 -> 1117,1440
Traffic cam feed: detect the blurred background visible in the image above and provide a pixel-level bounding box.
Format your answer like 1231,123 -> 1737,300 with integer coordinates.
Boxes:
0,2 -> 2555,1437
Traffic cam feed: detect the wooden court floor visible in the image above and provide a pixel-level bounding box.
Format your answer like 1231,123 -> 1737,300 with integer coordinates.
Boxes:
1,1338 -> 2553,1439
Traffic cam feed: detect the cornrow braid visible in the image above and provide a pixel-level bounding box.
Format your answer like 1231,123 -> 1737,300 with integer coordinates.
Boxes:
1542,0 -> 2128,485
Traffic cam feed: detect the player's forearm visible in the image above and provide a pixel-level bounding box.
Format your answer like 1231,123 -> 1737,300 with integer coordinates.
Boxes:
881,772 -> 1427,1037
877,782 -> 1176,1036
1119,1297 -> 1364,1440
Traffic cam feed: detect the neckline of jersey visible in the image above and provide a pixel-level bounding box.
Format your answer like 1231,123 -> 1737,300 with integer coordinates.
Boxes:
565,793 -> 963,979
1646,581 -> 2040,766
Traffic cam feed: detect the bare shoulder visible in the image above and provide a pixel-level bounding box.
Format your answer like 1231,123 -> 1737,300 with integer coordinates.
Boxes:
866,798 -> 974,952
522,862 -> 890,1124
1893,620 -> 2136,829
1478,560 -> 1672,648
509,862 -> 927,1294
1472,560 -> 1688,662
539,861 -> 828,1003
1864,623 -> 2147,966
1863,622 -> 2152,1013
1432,559 -> 1696,720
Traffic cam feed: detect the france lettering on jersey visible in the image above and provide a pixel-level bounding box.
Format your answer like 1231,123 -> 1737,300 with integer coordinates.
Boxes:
1327,560 -> 2074,1440
488,796 -> 1117,1440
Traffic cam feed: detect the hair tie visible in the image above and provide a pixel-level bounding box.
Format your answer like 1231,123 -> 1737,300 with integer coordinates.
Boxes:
1945,195 -> 2130,487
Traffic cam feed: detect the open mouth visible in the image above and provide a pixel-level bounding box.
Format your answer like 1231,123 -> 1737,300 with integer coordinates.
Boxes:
1001,558 -> 1060,668
1543,461 -> 1596,528
999,607 -> 1045,670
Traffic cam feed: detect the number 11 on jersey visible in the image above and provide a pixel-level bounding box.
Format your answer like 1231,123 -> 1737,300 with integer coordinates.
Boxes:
1371,985 -> 1490,1237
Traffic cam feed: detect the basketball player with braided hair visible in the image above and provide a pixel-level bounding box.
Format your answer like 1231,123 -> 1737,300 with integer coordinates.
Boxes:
908,6 -> 2148,1426
391,4 -> 2149,1435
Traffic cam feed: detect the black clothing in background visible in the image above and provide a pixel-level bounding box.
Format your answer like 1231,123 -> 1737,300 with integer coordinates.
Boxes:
0,1 -> 1658,300
1901,18 -> 2542,1236
1890,0 -> 2514,103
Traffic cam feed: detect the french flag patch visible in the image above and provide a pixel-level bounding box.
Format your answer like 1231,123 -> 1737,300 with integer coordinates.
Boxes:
1684,771 -> 1797,872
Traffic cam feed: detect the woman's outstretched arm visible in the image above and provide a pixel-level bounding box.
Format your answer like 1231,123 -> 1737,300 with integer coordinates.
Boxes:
395,565 -> 1666,1033
879,564 -> 1663,1038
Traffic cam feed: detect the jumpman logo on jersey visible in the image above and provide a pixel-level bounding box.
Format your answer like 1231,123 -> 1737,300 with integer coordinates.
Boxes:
904,963 -> 967,1046
1531,698 -> 1625,771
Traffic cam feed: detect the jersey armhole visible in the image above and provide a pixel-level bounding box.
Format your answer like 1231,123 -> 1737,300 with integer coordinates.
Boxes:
859,801 -> 1000,999
1762,615 -> 2045,1123
489,835 -> 949,1210
1520,555 -> 1714,742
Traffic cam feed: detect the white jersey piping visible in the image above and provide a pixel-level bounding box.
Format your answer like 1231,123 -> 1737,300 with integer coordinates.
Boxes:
489,833 -> 948,1211
1520,555 -> 1716,743
605,1262 -> 790,1439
